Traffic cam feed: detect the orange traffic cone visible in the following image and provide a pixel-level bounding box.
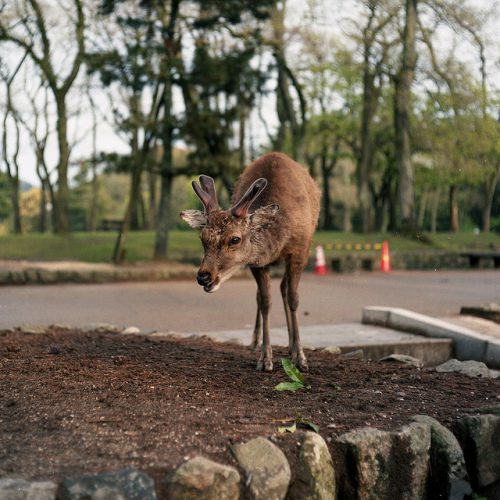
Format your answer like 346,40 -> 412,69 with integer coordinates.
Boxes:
314,245 -> 327,275
380,240 -> 391,272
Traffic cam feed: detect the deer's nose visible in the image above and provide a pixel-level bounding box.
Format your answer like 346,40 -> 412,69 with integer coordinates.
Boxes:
197,271 -> 212,286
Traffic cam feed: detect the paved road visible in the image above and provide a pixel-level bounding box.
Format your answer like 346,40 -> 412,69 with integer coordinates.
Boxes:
1,270 -> 498,333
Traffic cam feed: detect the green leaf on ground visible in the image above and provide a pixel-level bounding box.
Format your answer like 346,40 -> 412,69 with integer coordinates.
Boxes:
281,358 -> 305,385
278,423 -> 297,433
274,381 -> 303,392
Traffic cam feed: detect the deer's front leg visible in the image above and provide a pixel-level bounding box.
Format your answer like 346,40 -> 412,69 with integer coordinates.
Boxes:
251,266 -> 273,371
286,260 -> 308,372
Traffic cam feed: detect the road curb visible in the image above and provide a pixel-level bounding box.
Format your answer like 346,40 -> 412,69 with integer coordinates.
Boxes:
362,306 -> 500,369
0,261 -> 198,285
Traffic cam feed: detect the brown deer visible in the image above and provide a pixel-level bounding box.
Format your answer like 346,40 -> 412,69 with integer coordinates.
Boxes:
180,152 -> 320,371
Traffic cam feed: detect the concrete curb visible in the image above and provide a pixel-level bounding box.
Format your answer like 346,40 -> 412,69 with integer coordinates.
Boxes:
362,306 -> 500,368
0,261 -> 198,285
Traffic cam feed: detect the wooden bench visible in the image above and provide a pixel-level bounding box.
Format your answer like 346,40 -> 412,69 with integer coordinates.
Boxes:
459,251 -> 500,269
100,219 -> 123,231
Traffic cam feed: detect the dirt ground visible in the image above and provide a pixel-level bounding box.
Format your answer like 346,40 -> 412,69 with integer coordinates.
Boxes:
1,327 -> 499,488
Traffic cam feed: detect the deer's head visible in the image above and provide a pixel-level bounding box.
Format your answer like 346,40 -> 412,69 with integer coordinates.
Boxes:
180,175 -> 279,293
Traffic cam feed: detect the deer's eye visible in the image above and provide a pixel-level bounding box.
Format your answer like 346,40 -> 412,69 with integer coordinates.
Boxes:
229,236 -> 241,246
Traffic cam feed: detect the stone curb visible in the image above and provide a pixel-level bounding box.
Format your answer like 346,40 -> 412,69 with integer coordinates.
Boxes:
362,306 -> 500,369
2,414 -> 499,499
0,263 -> 198,286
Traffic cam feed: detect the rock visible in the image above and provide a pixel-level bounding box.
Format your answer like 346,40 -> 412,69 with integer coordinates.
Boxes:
121,326 -> 141,335
164,455 -> 240,499
435,359 -> 491,378
342,349 -> 364,360
233,436 -> 291,499
322,346 -> 341,355
295,432 -> 336,499
411,415 -> 471,499
337,424 -> 431,499
222,338 -> 244,346
50,324 -> 73,331
379,354 -> 423,368
148,331 -> 185,340
10,270 -> 27,284
337,427 -> 392,498
57,468 -> 156,500
18,324 -> 46,334
0,269 -> 12,284
391,422 -> 431,499
37,270 -> 58,284
80,323 -> 121,334
456,414 -> 500,489
0,478 -> 57,500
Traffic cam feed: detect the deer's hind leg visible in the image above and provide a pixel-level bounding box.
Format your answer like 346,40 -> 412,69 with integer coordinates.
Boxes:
280,274 -> 293,355
250,291 -> 262,351
251,266 -> 273,371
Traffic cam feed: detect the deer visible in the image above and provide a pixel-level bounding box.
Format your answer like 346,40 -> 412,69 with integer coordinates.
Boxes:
180,152 -> 320,372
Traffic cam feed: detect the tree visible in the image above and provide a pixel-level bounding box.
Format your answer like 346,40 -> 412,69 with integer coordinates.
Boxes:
0,0 -> 86,233
269,1 -> 306,162
393,0 -> 418,231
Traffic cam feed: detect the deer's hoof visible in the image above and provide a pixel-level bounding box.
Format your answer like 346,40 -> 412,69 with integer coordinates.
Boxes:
256,358 -> 273,372
292,352 -> 309,372
249,342 -> 262,352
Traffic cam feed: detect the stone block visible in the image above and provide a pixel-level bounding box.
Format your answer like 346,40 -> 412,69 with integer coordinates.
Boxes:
436,359 -> 492,378
233,436 -> 291,500
337,423 -> 431,499
0,478 -> 57,500
164,455 -> 240,500
366,307 -> 490,362
57,468 -> 156,500
295,432 -> 336,500
337,427 -> 392,499
411,415 -> 471,499
361,307 -> 390,327
486,339 -> 500,369
391,422 -> 430,500
456,414 -> 500,489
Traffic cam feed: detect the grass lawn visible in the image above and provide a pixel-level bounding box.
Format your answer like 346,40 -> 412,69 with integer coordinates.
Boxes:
0,230 -> 498,264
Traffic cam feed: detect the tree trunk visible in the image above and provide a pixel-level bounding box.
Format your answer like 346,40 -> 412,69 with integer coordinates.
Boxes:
147,170 -> 157,230
430,187 -> 440,233
88,91 -> 99,232
154,64 -> 174,258
320,146 -> 333,230
54,94 -> 70,233
154,171 -> 173,259
9,179 -> 22,234
39,181 -> 48,232
394,0 -> 417,231
482,170 -> 498,232
154,0 -> 180,259
417,188 -> 428,229
359,63 -> 377,233
449,184 -> 459,233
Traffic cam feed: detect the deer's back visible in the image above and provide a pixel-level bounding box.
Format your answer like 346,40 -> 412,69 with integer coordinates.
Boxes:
233,152 -> 320,239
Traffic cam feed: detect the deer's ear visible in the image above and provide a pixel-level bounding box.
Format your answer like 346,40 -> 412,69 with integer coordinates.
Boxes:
249,204 -> 280,227
231,178 -> 268,218
180,209 -> 207,229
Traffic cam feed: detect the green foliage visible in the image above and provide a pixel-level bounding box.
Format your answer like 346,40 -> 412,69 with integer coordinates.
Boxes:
278,411 -> 320,434
274,358 -> 310,392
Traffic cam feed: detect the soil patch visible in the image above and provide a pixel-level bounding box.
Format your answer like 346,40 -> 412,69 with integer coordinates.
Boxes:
1,327 -> 498,484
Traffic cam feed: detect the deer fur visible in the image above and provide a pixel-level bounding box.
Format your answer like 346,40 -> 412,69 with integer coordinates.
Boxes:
180,152 -> 320,371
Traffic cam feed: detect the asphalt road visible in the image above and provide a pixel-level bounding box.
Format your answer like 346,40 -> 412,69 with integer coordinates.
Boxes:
1,270 -> 498,333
